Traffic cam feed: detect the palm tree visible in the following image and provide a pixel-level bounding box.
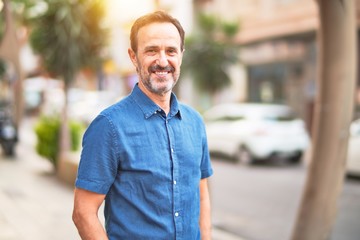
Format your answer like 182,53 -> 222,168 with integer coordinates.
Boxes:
182,13 -> 240,95
29,0 -> 108,165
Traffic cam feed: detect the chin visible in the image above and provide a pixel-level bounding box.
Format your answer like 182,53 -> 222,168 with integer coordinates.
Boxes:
154,86 -> 173,95
153,80 -> 175,90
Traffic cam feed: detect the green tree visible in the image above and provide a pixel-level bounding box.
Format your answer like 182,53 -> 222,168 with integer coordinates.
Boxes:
182,13 -> 240,95
9,0 -> 47,25
29,0 -> 108,165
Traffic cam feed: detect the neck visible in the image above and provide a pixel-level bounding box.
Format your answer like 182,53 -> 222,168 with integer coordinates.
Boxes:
138,82 -> 171,114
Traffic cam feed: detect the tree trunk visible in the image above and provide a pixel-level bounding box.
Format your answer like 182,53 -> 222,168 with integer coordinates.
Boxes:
57,78 -> 71,170
0,0 -> 24,128
291,1 -> 357,240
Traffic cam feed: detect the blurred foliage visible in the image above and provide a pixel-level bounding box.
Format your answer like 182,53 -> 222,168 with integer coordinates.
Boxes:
27,0 -> 108,163
34,116 -> 84,169
182,13 -> 240,94
10,0 -> 48,25
29,0 -> 109,86
0,59 -> 5,78
0,0 -> 46,41
221,20 -> 240,38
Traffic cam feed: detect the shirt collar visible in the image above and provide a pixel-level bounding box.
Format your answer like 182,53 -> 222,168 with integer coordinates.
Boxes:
130,83 -> 182,120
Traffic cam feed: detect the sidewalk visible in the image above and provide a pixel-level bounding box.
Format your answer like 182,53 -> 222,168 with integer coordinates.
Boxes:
0,118 -> 79,240
0,117 -> 244,240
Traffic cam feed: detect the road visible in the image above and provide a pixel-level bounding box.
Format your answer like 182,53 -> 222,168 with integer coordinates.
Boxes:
210,158 -> 360,240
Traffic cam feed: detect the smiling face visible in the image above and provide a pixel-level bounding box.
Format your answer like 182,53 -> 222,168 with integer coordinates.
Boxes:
128,22 -> 184,97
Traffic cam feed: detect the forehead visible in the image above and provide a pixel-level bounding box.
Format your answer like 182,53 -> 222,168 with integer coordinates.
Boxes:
137,22 -> 181,49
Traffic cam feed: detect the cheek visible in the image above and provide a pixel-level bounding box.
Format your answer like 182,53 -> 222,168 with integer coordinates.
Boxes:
139,57 -> 155,70
170,57 -> 182,69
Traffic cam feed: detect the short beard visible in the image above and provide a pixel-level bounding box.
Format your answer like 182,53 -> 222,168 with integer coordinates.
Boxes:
139,65 -> 179,96
141,76 -> 177,96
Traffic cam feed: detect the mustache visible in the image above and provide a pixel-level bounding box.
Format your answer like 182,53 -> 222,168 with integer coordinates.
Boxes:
149,65 -> 175,72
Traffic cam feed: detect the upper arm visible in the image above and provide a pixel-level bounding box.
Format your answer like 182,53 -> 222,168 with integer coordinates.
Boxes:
199,178 -> 212,239
72,188 -> 109,239
73,187 -> 106,217
200,178 -> 210,200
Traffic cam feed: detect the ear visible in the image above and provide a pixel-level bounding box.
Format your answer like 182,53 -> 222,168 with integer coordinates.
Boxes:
128,48 -> 138,68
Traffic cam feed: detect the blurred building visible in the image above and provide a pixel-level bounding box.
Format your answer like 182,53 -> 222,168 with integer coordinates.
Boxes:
196,0 -> 360,132
11,0 -> 360,130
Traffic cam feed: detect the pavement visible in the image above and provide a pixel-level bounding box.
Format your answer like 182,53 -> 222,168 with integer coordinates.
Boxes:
0,117 -> 244,240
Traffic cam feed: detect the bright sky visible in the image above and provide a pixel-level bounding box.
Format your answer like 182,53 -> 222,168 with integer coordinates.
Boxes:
104,0 -> 193,34
105,0 -> 154,24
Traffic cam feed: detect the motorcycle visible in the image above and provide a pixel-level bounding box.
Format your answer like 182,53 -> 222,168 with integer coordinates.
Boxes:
0,102 -> 18,156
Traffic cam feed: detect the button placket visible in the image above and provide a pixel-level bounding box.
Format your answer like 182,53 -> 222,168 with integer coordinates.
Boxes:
165,116 -> 182,236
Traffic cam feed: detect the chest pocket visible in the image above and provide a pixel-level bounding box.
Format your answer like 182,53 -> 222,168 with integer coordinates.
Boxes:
119,121 -> 172,173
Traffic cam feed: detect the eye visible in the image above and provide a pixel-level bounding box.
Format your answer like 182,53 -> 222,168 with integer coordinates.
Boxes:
167,48 -> 177,56
147,50 -> 156,55
145,48 -> 158,56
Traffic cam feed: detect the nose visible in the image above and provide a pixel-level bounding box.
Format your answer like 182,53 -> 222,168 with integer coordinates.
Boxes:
157,51 -> 168,67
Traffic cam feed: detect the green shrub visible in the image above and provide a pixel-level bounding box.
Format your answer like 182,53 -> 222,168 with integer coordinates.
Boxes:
34,116 -> 84,168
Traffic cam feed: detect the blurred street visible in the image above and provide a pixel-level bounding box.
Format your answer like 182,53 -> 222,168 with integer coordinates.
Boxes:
1,118 -> 360,240
1,117 -> 360,240
0,118 -> 243,240
1,117 -> 359,240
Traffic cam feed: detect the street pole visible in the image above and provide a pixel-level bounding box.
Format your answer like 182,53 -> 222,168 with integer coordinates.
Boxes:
291,1 -> 357,239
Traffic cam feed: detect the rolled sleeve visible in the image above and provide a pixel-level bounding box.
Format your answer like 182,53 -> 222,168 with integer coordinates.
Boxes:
75,114 -> 119,195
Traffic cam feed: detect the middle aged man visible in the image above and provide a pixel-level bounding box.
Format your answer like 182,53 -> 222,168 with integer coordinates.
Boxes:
73,11 -> 213,240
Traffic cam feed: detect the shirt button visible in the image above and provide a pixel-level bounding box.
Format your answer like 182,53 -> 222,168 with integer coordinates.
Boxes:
171,148 -> 174,153
173,180 -> 177,185
175,212 -> 179,217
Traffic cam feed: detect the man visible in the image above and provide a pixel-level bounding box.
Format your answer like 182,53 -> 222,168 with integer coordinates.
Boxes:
72,11 -> 213,240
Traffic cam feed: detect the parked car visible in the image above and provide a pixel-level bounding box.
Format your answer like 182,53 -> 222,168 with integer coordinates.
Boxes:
346,118 -> 360,177
203,103 -> 310,164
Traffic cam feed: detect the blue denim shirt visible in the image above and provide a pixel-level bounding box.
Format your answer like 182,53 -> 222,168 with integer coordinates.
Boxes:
75,84 -> 213,240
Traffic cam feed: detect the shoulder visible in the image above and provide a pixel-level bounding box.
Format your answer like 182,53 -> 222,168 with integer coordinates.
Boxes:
85,95 -> 135,130
99,95 -> 136,119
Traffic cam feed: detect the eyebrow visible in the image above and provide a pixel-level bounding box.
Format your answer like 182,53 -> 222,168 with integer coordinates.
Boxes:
144,46 -> 159,51
144,45 -> 179,52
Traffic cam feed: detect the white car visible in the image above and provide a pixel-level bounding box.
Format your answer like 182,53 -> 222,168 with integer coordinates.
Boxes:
203,103 -> 310,164
346,119 -> 360,177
